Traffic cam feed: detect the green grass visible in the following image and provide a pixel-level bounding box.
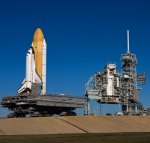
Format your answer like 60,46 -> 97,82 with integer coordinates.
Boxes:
0,133 -> 150,143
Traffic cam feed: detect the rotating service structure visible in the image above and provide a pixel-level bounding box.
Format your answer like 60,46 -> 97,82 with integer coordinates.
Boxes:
85,30 -> 146,115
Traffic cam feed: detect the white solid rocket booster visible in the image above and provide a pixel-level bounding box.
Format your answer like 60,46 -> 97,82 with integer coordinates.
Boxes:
41,39 -> 47,95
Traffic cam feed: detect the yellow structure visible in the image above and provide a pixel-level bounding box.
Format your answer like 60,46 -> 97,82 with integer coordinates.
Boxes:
32,28 -> 44,78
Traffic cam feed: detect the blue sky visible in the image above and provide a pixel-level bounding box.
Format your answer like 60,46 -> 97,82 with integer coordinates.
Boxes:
0,0 -> 150,115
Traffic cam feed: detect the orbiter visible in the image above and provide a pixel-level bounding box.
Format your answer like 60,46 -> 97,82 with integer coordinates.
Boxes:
18,28 -> 47,95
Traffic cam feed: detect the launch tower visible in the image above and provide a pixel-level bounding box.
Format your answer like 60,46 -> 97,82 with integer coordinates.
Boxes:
85,30 -> 145,115
121,30 -> 145,115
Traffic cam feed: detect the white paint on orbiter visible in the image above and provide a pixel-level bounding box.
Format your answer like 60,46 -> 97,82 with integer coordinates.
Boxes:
18,47 -> 42,94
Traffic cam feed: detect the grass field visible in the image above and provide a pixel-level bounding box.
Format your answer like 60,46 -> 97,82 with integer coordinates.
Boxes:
0,133 -> 150,143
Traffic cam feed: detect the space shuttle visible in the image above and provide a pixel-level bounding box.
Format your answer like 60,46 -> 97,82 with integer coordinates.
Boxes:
18,28 -> 47,95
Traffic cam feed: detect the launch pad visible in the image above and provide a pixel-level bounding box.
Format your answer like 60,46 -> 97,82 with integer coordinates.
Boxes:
85,30 -> 146,115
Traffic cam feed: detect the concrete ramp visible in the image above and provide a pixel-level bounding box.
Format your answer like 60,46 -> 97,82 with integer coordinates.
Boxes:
0,116 -> 150,135
60,116 -> 150,133
0,117 -> 84,135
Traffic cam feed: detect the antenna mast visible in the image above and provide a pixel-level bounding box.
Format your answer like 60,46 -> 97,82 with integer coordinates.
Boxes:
127,30 -> 130,54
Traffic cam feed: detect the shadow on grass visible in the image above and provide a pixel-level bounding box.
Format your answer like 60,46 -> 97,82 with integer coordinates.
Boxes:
0,132 -> 150,143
